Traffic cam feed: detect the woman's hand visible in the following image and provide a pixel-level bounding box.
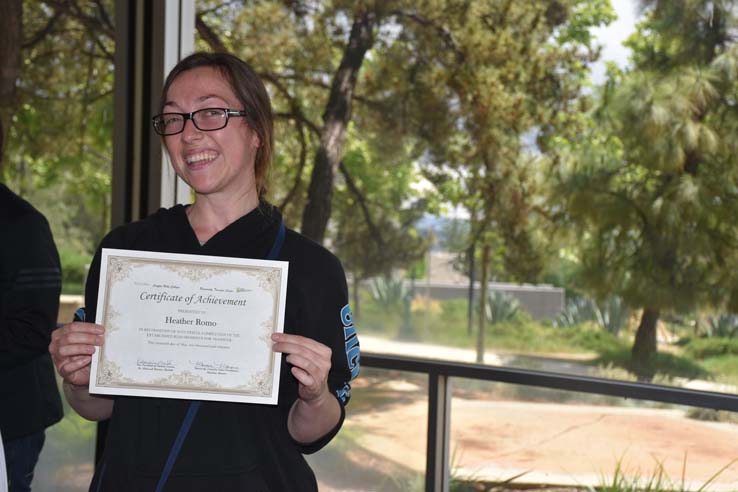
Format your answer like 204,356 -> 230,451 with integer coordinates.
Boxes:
49,322 -> 105,387
271,332 -> 332,405
271,332 -> 341,443
49,322 -> 113,421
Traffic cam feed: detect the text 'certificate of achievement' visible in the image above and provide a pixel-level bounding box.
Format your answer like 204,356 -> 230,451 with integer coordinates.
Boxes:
89,248 -> 288,405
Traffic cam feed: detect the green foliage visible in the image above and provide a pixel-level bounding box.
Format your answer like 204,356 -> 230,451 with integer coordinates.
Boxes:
555,296 -> 630,335
485,291 -> 520,324
594,296 -> 631,335
59,246 -> 89,294
705,313 -> 738,338
369,276 -> 409,310
700,355 -> 738,386
682,337 -> 738,359
332,133 -> 430,281
551,0 -> 738,371
557,0 -> 617,48
562,324 -> 626,353
595,345 -> 709,380
5,1 -> 114,255
556,297 -> 598,327
597,455 -> 737,492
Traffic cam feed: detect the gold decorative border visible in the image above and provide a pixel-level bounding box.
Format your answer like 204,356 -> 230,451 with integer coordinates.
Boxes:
95,253 -> 285,398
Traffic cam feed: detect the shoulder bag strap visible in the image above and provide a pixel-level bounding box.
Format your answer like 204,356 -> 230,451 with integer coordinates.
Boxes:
155,220 -> 285,492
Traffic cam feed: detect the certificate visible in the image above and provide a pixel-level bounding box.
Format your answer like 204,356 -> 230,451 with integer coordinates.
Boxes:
89,248 -> 288,404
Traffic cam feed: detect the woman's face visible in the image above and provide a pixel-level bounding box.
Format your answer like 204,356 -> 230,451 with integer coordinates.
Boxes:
162,66 -> 260,201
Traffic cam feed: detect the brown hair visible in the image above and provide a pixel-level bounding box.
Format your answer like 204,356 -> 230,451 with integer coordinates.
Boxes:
161,52 -> 273,196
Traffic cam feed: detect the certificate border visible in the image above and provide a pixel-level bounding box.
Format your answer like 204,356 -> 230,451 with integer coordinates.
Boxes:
89,248 -> 288,405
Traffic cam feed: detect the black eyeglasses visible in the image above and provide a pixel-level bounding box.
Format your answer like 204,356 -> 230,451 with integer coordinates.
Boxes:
152,108 -> 248,136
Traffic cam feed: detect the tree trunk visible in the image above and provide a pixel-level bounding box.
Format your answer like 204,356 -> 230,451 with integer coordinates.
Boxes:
467,242 -> 476,336
300,8 -> 376,244
0,0 -> 22,167
631,307 -> 660,381
476,243 -> 490,364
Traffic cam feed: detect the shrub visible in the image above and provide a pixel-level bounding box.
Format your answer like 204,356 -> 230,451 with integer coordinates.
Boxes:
682,337 -> 738,359
485,291 -> 519,324
555,296 -> 597,327
706,314 -> 738,339
369,276 -> 409,310
594,296 -> 631,335
555,296 -> 629,335
59,247 -> 89,294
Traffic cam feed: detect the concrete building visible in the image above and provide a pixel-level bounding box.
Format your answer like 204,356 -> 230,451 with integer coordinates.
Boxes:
413,251 -> 565,320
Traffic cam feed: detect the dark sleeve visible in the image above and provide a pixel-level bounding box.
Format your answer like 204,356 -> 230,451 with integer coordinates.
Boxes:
0,212 -> 62,368
297,254 -> 360,454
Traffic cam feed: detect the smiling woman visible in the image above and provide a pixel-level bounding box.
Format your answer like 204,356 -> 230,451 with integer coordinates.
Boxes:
48,52 -> 361,492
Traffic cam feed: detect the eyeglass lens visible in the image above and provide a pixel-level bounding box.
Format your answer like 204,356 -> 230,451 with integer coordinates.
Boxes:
154,108 -> 229,135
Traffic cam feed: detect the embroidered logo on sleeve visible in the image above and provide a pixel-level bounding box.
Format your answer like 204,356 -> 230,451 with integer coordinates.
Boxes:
336,304 -> 360,404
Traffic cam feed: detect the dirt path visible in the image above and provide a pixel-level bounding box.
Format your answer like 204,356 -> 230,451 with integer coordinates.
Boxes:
333,337 -> 738,491
347,398 -> 738,490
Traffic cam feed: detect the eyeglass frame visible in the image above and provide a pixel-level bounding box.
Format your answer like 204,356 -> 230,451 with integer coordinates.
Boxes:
151,108 -> 249,136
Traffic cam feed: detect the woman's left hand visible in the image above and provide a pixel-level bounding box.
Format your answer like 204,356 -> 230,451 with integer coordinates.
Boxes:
271,333 -> 332,405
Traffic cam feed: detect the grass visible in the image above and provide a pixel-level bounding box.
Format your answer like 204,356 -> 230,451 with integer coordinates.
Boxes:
700,355 -> 738,386
594,347 -> 710,380
355,288 -> 738,385
358,295 -> 620,355
594,455 -> 738,492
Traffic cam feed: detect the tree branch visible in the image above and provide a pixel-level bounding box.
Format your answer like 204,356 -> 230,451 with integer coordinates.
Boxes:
339,161 -> 385,249
278,119 -> 308,210
196,13 -> 228,52
267,71 -> 385,111
65,0 -> 114,40
22,4 -> 67,49
259,70 -> 322,135
93,0 -> 114,33
197,0 -> 244,17
390,9 -> 465,64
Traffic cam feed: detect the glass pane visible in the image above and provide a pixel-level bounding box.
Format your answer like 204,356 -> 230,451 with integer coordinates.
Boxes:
356,282 -> 738,397
31,376 -> 96,492
449,377 -> 738,490
306,367 -> 428,492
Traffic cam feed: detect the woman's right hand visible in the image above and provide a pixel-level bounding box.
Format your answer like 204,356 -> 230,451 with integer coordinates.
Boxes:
49,322 -> 105,387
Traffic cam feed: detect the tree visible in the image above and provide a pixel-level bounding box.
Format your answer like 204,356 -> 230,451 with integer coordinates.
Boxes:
0,0 -> 22,167
330,133 -> 430,316
554,0 -> 738,378
4,1 -> 115,258
394,0 -> 615,362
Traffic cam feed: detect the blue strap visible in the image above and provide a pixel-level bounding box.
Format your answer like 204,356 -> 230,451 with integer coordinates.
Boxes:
267,221 -> 286,261
154,401 -> 201,492
154,219 -> 285,492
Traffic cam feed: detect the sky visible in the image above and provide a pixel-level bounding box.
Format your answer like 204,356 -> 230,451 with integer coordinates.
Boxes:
590,0 -> 641,84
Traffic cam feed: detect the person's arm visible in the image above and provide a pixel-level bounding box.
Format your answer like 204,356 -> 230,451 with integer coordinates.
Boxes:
63,380 -> 114,421
49,320 -> 113,421
0,213 -> 61,369
49,236 -> 115,421
272,333 -> 342,443
272,251 -> 360,449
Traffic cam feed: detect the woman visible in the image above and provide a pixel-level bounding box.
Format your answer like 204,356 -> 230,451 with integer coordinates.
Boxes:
49,52 -> 360,491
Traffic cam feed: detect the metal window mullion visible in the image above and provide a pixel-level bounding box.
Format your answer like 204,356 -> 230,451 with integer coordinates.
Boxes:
426,372 -> 451,492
